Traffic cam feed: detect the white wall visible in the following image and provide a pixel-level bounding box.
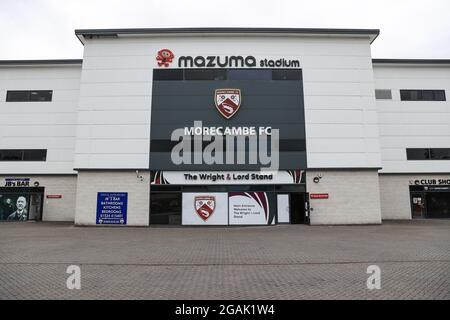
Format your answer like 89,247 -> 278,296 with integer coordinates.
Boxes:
374,64 -> 450,173
76,35 -> 381,169
307,170 -> 382,224
0,174 -> 77,221
0,65 -> 81,174
74,170 -> 150,226
379,173 -> 450,219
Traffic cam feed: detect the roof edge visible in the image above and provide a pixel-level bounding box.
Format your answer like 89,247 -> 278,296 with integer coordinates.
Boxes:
75,27 -> 380,44
0,59 -> 83,66
373,59 -> 450,65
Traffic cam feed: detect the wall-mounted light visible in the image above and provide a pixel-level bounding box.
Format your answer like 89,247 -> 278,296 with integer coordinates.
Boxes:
33,181 -> 40,187
313,174 -> 323,183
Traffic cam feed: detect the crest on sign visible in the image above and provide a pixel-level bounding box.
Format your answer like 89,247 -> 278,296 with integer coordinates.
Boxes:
194,196 -> 216,221
215,89 -> 241,119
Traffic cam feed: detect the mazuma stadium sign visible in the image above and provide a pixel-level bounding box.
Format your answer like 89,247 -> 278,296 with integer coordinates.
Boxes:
155,48 -> 300,68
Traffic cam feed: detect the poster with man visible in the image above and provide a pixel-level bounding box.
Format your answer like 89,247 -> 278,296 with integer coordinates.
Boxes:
0,194 -> 29,221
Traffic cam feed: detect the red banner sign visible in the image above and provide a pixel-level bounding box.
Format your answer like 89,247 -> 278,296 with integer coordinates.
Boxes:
310,193 -> 329,199
46,195 -> 62,199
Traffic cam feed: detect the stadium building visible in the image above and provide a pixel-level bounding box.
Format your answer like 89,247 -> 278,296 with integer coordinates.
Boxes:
0,28 -> 449,226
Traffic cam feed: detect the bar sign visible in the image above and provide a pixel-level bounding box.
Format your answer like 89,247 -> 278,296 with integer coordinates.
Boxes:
310,193 -> 329,199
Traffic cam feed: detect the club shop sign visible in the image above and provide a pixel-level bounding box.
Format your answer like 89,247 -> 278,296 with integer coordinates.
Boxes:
410,179 -> 450,186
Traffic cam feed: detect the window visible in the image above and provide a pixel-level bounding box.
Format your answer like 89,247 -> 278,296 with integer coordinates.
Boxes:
430,148 -> 450,160
150,193 -> 181,225
406,148 -> 450,160
184,69 -> 226,80
23,150 -> 47,161
434,90 -> 446,101
375,89 -> 392,100
6,91 -> 29,102
153,69 -> 183,81
152,69 -> 303,81
400,90 -> 446,101
407,148 -> 430,160
0,149 -> 47,161
272,70 -> 302,81
6,90 -> 52,102
227,69 -> 272,80
0,150 -> 23,161
278,139 -> 306,152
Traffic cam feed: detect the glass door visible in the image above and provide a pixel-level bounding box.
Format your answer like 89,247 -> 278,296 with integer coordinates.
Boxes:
28,193 -> 43,221
411,192 -> 426,218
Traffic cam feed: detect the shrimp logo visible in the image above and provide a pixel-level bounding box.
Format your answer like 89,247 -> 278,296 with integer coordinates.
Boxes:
194,196 -> 215,221
156,49 -> 175,67
215,89 -> 241,119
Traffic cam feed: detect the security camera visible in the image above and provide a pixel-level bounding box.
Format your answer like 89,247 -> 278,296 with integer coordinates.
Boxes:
136,170 -> 144,182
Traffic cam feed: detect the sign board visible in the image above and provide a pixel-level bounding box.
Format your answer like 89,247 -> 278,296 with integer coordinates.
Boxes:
152,170 -> 304,185
3,178 -> 30,187
46,195 -> 62,199
425,186 -> 450,191
310,193 -> 329,199
155,49 -> 301,69
409,179 -> 450,185
0,194 -> 30,221
182,192 -> 228,225
96,192 -> 128,225
229,192 -> 274,225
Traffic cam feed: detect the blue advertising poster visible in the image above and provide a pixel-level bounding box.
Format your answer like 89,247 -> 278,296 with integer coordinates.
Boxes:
96,192 -> 128,225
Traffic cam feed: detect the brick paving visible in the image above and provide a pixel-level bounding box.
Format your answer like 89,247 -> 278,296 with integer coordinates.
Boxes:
0,220 -> 449,299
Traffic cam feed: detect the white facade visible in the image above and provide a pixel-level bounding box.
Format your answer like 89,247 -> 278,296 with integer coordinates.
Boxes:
76,34 -> 380,170
0,28 -> 449,225
0,64 -> 81,174
374,63 -> 450,173
373,62 -> 450,219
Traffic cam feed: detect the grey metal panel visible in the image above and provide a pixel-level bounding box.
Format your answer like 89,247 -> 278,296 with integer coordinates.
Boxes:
152,81 -> 303,96
151,109 -> 305,125
151,94 -> 303,110
150,124 -> 306,140
150,73 -> 306,170
149,152 -> 306,171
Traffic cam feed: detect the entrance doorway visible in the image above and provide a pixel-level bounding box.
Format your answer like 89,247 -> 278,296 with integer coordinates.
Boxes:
28,193 -> 44,220
425,192 -> 450,218
410,186 -> 450,219
290,192 -> 307,224
411,192 -> 426,218
150,192 -> 182,225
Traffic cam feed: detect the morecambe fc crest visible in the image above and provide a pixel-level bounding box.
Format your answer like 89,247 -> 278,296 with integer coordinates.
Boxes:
215,89 -> 241,119
194,196 -> 216,221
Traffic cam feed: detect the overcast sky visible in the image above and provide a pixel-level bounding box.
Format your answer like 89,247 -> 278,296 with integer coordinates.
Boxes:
1,0 -> 449,60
